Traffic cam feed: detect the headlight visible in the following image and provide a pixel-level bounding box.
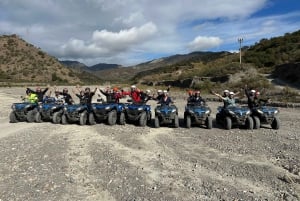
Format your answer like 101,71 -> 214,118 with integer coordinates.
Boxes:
64,107 -> 67,111
246,110 -> 250,115
274,110 -> 278,114
171,109 -> 176,113
205,110 -> 210,114
188,109 -> 194,114
39,105 -> 43,109
11,104 -> 16,110
25,104 -> 31,109
229,111 -> 235,115
76,107 -> 83,111
155,109 -> 161,113
257,109 -> 263,114
51,106 -> 57,110
105,106 -> 110,110
138,107 -> 143,111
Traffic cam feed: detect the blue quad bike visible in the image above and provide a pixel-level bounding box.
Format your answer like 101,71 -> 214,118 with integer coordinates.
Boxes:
34,97 -> 65,123
251,106 -> 280,129
154,104 -> 179,128
61,104 -> 89,125
88,103 -> 125,126
9,102 -> 39,123
216,106 -> 253,130
184,103 -> 212,129
123,103 -> 152,127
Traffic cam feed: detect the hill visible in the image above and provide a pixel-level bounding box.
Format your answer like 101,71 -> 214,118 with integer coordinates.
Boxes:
0,35 -> 99,85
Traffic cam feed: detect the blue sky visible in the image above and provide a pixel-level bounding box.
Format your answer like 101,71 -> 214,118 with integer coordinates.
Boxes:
0,0 -> 299,66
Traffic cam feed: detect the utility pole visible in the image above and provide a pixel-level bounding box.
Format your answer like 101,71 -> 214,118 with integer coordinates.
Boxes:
238,37 -> 243,68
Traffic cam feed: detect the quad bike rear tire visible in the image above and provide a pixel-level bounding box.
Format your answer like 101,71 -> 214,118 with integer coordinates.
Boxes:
35,112 -> 42,123
271,116 -> 280,130
26,110 -> 36,123
61,114 -> 68,125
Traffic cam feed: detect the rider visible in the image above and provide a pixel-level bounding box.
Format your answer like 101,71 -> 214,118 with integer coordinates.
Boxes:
26,86 -> 49,102
158,90 -> 174,106
122,85 -> 143,103
100,87 -> 122,103
244,85 -> 256,109
140,89 -> 155,103
190,90 -> 205,105
212,90 -> 236,108
24,90 -> 38,103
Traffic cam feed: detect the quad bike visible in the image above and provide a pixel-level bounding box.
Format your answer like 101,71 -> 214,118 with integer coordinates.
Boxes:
184,103 -> 212,129
9,102 -> 39,123
61,104 -> 89,125
34,97 -> 65,123
251,106 -> 280,129
154,104 -> 179,128
88,103 -> 125,125
123,103 -> 151,127
216,106 -> 253,130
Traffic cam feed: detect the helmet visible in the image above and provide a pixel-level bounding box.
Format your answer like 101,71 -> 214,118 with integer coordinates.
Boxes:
131,85 -> 136,89
113,87 -> 118,92
229,91 -> 234,95
163,90 -> 168,94
224,90 -> 229,93
250,89 -> 256,94
188,90 -> 193,96
195,90 -> 200,94
146,89 -> 151,94
255,91 -> 260,95
157,89 -> 162,93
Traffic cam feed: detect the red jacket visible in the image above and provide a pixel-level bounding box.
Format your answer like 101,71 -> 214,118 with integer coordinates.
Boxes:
122,90 -> 142,103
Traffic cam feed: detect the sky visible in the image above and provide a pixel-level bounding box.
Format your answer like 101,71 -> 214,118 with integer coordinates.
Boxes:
0,0 -> 299,66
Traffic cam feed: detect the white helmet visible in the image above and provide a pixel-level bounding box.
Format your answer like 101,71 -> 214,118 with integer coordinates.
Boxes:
229,91 -> 234,95
131,85 -> 136,89
250,89 -> 256,94
224,89 -> 229,93
163,90 -> 168,93
146,89 -> 151,94
157,89 -> 162,93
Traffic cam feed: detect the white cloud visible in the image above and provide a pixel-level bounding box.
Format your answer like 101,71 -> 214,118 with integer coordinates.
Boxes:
0,0 -> 299,65
59,22 -> 157,58
188,36 -> 223,51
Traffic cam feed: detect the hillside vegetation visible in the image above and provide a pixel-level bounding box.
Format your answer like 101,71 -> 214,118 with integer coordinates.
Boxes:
0,35 -> 99,85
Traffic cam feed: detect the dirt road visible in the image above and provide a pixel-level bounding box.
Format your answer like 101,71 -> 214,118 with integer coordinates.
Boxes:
0,87 -> 299,200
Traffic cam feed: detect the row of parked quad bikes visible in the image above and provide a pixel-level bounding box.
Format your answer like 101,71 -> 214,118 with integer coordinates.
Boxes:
9,97 -> 280,130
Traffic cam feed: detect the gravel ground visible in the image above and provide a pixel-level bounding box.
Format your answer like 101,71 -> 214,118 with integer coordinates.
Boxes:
0,87 -> 299,201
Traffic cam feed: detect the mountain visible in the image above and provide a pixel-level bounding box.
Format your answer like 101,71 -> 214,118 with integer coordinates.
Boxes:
88,63 -> 120,71
0,34 -> 83,84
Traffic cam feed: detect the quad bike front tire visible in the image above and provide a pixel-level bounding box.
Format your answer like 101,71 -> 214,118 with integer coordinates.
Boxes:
246,116 -> 254,130
79,111 -> 88,125
253,116 -> 260,129
139,112 -> 147,127
271,116 -> 280,130
206,116 -> 213,129
9,111 -> 18,123
174,115 -> 179,128
107,110 -> 117,125
154,116 -> 160,128
53,112 -> 62,124
118,112 -> 126,125
186,115 -> 191,128
225,116 -> 232,130
88,113 -> 96,125
61,114 -> 68,125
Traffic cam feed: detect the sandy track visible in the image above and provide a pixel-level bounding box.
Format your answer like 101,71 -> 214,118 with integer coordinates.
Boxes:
0,87 -> 299,200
